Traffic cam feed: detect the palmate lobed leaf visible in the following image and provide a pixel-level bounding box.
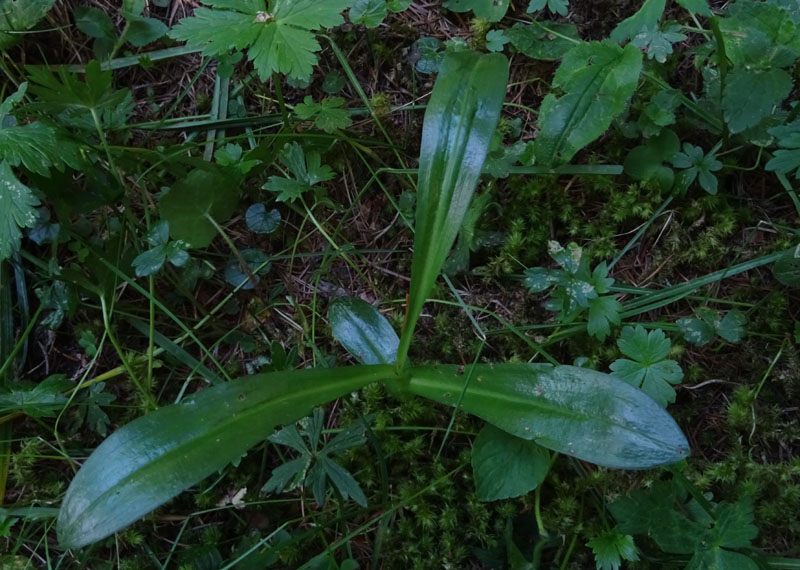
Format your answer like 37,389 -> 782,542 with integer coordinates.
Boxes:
0,161 -> 40,262
169,0 -> 352,80
406,363 -> 689,469
56,365 -> 395,548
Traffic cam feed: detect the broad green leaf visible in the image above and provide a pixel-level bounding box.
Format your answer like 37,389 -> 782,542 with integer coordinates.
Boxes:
722,68 -> 793,134
773,248 -> 800,286
719,1 -> 800,69
677,317 -> 715,346
503,21 -> 581,61
609,0 -> 666,44
534,42 -> 642,166
444,0 -> 510,22
125,15 -> 168,47
396,52 -> 508,365
405,363 -> 689,469
169,0 -> 352,80
245,203 -> 281,234
223,249 -> 271,289
624,128 -> 680,192
0,161 -> 39,262
56,364 -> 395,548
586,530 -> 639,570
294,96 -> 353,133
0,0 -> 55,49
676,0 -> 710,16
610,325 -> 684,407
350,0 -> 387,28
159,168 -> 239,248
388,0 -> 413,11
74,6 -> 116,40
329,297 -> 399,365
471,424 -> 550,501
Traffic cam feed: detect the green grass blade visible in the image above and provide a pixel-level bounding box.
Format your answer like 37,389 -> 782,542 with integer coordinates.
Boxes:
56,365 -> 395,549
407,363 -> 689,469
396,51 -> 509,369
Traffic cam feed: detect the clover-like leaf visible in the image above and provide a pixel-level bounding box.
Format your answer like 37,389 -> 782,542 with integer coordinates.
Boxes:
527,0 -> 568,16
610,325 -> 683,407
294,96 -> 353,133
131,221 -> 191,277
263,142 -> 335,203
670,142 -> 723,195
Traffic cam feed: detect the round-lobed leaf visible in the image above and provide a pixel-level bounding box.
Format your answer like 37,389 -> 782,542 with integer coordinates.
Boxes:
471,424 -> 550,501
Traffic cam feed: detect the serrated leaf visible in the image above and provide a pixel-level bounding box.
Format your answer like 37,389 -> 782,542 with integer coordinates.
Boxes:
444,0 -> 510,21
587,295 -> 622,342
407,363 -> 690,469
503,21 -> 581,61
294,96 -> 353,133
350,0 -> 387,28
0,375 -> 70,417
159,168 -> 239,248
631,23 -> 686,63
722,68 -> 793,134
610,480 -> 703,554
714,498 -> 758,548
0,0 -> 56,49
0,121 -> 83,177
26,60 -> 133,130
609,0 -> 666,44
610,326 -> 683,407
471,424 -> 550,501
586,529 -> 639,570
0,161 -> 39,262
527,0 -> 569,16
169,0 -> 352,80
263,142 -> 334,203
685,549 -> 759,570
718,1 -> 800,69
245,203 -> 281,234
534,42 -> 642,166
329,297 -> 399,365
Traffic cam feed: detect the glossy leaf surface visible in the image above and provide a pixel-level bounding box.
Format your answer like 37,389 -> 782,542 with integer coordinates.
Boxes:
397,51 -> 508,365
57,365 -> 394,548
406,363 -> 689,469
329,297 -> 399,365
